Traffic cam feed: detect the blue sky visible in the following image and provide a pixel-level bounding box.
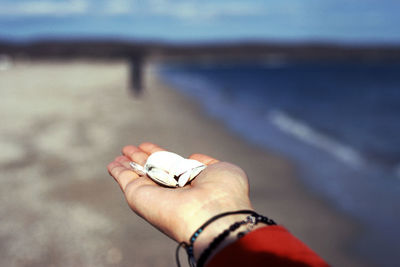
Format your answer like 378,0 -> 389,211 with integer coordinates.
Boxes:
0,0 -> 399,44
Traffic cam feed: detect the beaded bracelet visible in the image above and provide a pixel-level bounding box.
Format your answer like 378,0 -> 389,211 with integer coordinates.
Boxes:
175,210 -> 276,267
197,212 -> 276,266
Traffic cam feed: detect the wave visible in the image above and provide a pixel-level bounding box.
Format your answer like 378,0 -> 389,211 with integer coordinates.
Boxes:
158,64 -> 400,266
268,110 -> 365,169
160,66 -> 400,177
395,164 -> 400,179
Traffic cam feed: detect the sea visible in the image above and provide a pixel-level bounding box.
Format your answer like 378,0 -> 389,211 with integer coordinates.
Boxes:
158,60 -> 400,266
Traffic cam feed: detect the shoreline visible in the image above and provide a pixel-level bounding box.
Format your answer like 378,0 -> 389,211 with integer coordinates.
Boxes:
0,60 -> 369,266
156,61 -> 400,266
149,65 -> 370,267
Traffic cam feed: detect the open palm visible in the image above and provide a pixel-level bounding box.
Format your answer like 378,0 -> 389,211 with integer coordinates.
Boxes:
107,142 -> 253,245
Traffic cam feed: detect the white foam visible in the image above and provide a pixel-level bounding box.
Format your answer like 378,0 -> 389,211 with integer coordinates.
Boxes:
0,54 -> 12,71
268,110 -> 365,168
262,54 -> 288,68
394,164 -> 400,179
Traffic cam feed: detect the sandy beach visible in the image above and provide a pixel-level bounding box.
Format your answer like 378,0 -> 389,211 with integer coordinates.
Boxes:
0,60 -> 369,267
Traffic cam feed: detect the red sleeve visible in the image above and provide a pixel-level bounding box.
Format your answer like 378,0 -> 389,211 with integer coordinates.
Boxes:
206,225 -> 329,267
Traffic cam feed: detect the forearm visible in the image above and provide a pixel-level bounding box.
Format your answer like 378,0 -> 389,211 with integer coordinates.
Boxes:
205,225 -> 330,267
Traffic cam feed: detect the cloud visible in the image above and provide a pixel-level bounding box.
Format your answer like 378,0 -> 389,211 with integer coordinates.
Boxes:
1,0 -> 398,27
0,0 -> 89,16
103,0 -> 133,15
0,0 -> 267,19
145,1 -> 267,19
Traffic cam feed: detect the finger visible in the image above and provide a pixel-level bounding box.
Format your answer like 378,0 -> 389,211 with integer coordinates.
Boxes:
107,157 -> 140,191
189,153 -> 219,165
115,155 -> 133,168
139,142 -> 166,155
122,145 -> 149,166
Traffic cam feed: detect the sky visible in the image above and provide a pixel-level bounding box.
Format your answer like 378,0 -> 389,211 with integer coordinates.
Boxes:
0,0 -> 399,44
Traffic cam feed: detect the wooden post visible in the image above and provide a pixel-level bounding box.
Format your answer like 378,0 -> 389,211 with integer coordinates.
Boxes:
129,56 -> 144,96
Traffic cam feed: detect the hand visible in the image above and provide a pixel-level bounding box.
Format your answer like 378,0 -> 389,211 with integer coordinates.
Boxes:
107,142 -> 254,259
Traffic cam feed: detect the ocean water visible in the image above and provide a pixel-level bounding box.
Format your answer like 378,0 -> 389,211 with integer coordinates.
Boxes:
158,61 -> 400,266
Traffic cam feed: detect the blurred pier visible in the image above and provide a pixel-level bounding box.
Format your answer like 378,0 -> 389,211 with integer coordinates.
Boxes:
1,40 -> 400,95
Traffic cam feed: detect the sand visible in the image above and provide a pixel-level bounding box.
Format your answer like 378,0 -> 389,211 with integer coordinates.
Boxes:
0,60 -> 369,266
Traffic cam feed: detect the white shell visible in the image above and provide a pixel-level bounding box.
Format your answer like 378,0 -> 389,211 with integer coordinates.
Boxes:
142,151 -> 206,187
147,168 -> 178,187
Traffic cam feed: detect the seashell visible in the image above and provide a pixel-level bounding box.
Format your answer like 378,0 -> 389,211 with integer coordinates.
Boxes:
147,167 -> 178,187
131,151 -> 206,188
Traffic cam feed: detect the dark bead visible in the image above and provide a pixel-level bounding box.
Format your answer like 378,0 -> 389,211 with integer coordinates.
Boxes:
237,232 -> 245,238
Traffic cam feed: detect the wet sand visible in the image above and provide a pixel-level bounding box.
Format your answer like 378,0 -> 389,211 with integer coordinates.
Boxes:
0,61 -> 369,266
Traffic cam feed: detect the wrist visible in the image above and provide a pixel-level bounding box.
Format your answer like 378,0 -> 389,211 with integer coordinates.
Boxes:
179,196 -> 253,242
193,215 -> 267,261
193,213 -> 249,259
179,210 -> 277,267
